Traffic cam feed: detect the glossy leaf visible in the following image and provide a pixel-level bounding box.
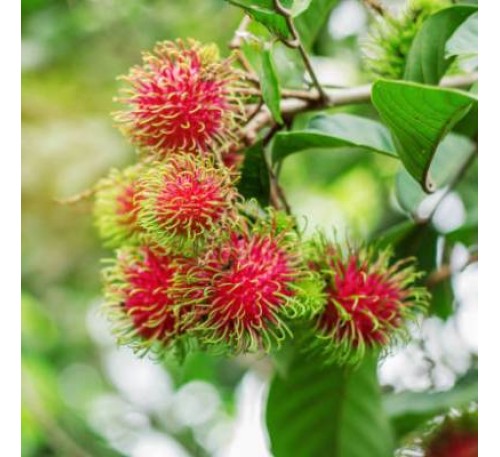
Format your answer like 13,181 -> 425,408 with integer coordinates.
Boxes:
266,352 -> 394,457
237,140 -> 271,207
404,5 -> 478,84
395,133 -> 475,215
372,80 -> 476,192
226,1 -> 292,39
295,0 -> 339,48
271,113 -> 398,165
260,45 -> 284,124
290,0 -> 313,16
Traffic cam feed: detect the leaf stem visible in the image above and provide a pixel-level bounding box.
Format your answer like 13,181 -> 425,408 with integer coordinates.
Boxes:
272,0 -> 329,103
426,252 -> 478,288
229,15 -> 258,78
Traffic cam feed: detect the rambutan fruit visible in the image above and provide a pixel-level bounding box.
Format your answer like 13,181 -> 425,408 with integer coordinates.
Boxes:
423,409 -> 478,457
363,0 -> 451,80
102,246 -> 194,355
113,39 -> 246,157
138,154 -> 239,254
177,213 -> 325,353
308,238 -> 429,364
93,164 -> 147,248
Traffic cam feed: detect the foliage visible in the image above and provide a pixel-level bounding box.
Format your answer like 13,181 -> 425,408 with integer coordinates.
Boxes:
22,0 -> 478,455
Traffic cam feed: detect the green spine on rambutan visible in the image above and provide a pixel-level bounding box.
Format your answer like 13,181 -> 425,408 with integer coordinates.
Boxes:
363,0 -> 451,80
175,210 -> 326,355
93,163 -> 148,249
305,235 -> 430,365
137,153 -> 241,255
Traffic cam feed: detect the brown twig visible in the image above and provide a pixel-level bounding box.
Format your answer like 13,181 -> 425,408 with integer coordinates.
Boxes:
261,124 -> 292,214
273,0 -> 329,102
229,15 -> 257,77
242,72 -> 478,146
426,252 -> 478,288
362,0 -> 386,16
54,187 -> 95,205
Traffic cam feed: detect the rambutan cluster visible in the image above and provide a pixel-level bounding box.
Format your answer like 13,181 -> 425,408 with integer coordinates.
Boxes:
94,37 -> 429,364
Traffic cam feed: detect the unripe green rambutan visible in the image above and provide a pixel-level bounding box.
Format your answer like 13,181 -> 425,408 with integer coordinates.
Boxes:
93,164 -> 148,248
175,212 -> 325,354
102,246 -> 196,356
113,39 -> 247,157
307,237 -> 429,364
363,0 -> 451,80
138,153 -> 240,254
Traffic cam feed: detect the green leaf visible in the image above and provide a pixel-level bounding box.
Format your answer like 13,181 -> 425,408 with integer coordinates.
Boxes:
447,223 -> 478,247
384,369 -> 477,439
404,5 -> 478,84
271,113 -> 398,165
430,279 -> 455,320
446,12 -> 478,70
266,352 -> 394,457
237,140 -> 271,207
226,1 -> 292,40
231,0 -> 311,16
395,133 -> 475,215
383,222 -> 455,320
290,0 -> 313,16
295,0 -> 339,48
260,45 -> 284,124
372,80 -> 477,192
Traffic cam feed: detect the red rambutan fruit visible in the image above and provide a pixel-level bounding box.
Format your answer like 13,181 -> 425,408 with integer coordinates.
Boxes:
138,154 -> 239,253
308,238 -> 429,364
423,410 -> 478,457
177,214 -> 325,353
93,164 -> 147,248
113,39 -> 246,157
427,431 -> 478,457
102,246 -> 194,355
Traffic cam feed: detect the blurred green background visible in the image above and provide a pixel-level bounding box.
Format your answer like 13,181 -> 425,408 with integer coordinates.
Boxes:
21,1 -> 477,456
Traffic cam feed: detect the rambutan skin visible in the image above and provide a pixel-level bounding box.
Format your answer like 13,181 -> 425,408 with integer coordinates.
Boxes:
102,246 -> 193,355
424,410 -> 478,457
427,432 -> 478,457
138,154 -> 240,254
308,238 -> 429,364
176,214 -> 325,353
113,39 -> 246,156
93,164 -> 148,248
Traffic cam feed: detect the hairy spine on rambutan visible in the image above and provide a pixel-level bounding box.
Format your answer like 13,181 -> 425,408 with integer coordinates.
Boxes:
138,154 -> 240,254
113,39 -> 247,157
307,237 -> 429,364
102,246 -> 195,356
176,213 -> 325,354
93,164 -> 147,248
